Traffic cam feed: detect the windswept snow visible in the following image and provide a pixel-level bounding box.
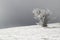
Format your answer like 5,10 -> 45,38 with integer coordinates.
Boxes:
0,23 -> 60,40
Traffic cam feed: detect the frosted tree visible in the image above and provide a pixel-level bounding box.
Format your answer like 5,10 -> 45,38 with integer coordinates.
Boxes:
33,8 -> 51,27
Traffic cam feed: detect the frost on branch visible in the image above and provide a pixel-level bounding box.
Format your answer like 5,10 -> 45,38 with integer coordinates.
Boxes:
33,8 -> 51,27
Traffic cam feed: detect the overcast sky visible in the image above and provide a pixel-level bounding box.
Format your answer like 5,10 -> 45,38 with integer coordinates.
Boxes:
0,0 -> 60,28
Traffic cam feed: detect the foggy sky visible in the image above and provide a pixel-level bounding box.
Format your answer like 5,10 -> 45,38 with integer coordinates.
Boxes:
0,0 -> 60,28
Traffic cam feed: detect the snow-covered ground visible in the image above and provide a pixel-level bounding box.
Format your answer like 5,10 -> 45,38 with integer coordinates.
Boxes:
0,23 -> 60,40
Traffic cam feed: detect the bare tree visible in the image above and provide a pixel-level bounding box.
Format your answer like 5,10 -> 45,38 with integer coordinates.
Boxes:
33,8 -> 50,27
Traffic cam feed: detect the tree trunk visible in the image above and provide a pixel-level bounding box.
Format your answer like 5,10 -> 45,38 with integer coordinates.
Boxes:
42,16 -> 48,27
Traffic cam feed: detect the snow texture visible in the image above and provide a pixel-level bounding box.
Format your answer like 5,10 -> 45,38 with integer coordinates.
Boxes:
0,23 -> 60,40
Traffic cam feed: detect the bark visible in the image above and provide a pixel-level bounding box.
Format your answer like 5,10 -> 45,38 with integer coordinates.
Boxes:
42,16 -> 48,27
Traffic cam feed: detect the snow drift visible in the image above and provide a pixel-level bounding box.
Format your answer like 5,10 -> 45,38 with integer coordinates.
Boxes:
0,23 -> 60,40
